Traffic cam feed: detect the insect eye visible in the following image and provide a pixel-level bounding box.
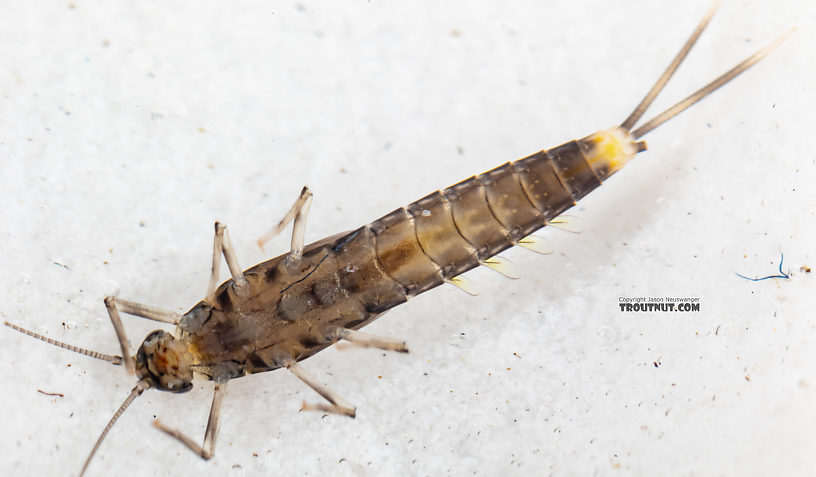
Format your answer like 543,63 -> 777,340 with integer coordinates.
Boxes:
143,330 -> 165,347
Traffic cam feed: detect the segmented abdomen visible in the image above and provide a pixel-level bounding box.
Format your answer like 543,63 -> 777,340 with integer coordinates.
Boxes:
343,132 -> 623,309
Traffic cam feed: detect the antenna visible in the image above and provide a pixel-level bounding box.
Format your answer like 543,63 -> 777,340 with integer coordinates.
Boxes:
4,321 -> 123,365
79,380 -> 151,477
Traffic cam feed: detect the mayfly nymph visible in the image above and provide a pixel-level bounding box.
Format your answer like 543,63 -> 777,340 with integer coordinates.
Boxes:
4,1 -> 791,475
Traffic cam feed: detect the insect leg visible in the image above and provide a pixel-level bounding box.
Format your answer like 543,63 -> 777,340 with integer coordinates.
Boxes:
104,296 -> 181,373
153,380 -> 228,460
256,186 -> 313,265
286,361 -> 357,417
206,221 -> 250,304
327,326 -> 409,353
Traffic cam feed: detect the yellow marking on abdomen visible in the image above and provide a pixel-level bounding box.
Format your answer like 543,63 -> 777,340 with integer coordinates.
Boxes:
580,126 -> 639,181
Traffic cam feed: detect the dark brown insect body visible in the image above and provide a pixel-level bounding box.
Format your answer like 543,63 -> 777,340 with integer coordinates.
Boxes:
171,129 -> 633,384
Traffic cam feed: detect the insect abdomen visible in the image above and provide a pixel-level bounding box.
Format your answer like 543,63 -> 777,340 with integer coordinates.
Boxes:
363,127 -> 638,302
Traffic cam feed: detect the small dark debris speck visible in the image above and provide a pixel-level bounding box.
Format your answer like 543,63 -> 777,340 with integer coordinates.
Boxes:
37,389 -> 64,398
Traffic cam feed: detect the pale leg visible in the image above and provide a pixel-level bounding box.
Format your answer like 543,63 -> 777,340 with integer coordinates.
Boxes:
205,221 -> 250,304
256,186 -> 313,266
327,326 -> 409,353
153,380 -> 228,459
286,361 -> 357,417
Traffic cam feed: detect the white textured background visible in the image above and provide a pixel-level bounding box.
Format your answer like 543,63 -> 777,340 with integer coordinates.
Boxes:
2,1 -> 815,476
